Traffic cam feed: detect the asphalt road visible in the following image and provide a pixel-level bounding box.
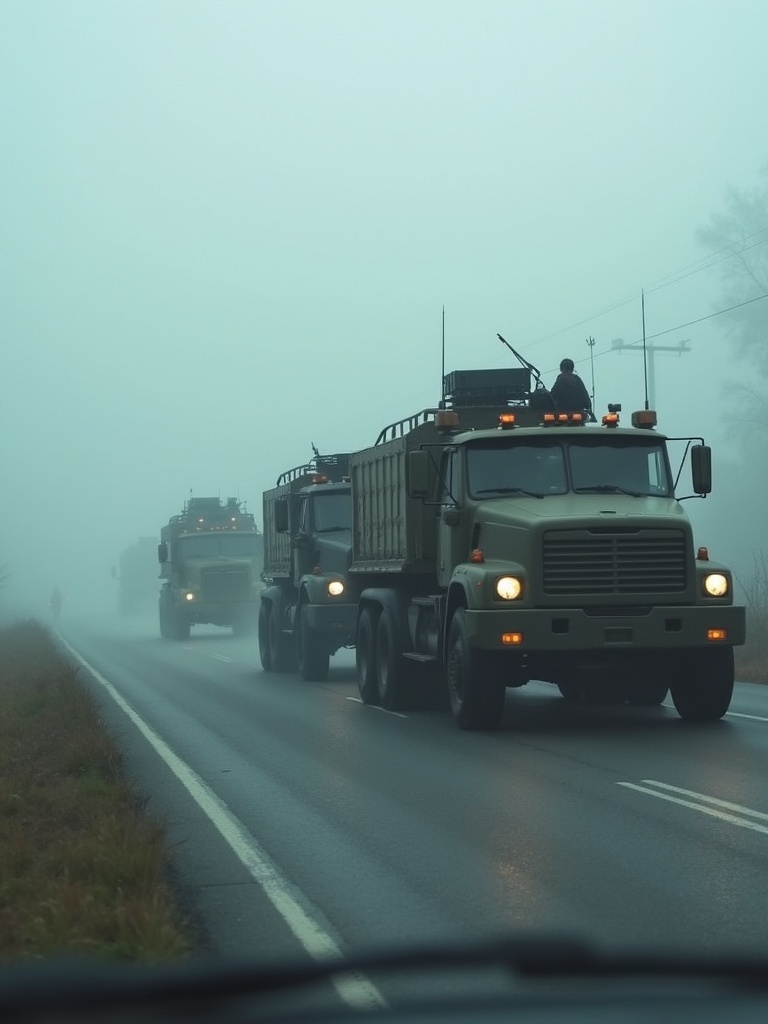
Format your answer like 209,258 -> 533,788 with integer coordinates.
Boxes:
54,613 -> 768,995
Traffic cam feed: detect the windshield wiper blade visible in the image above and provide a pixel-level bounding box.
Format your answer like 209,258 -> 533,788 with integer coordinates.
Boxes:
475,487 -> 544,499
573,484 -> 643,497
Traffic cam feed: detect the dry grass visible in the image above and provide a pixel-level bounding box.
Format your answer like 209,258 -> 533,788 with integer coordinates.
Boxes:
0,620 -> 190,963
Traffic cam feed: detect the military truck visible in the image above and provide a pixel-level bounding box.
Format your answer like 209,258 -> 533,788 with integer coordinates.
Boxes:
117,536 -> 159,615
349,367 -> 745,729
158,497 -> 263,639
259,453 -> 356,680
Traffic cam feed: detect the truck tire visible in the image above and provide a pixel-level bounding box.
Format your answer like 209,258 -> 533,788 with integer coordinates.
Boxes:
375,606 -> 409,711
356,607 -> 379,704
296,605 -> 330,682
669,647 -> 733,722
258,602 -> 272,671
446,608 -> 506,730
159,598 -> 170,640
268,595 -> 295,672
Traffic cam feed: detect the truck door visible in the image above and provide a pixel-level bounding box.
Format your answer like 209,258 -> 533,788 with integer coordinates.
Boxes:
292,494 -> 315,584
436,448 -> 467,589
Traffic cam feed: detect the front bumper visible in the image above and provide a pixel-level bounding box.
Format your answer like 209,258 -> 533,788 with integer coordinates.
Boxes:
464,604 -> 746,651
303,602 -> 358,640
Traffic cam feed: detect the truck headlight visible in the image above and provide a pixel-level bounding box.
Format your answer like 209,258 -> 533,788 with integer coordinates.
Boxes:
184,591 -> 196,602
495,576 -> 523,601
327,580 -> 345,597
703,573 -> 728,597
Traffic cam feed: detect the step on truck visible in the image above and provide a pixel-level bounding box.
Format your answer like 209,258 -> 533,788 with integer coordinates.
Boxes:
349,367 -> 746,730
158,497 -> 264,640
259,453 -> 357,680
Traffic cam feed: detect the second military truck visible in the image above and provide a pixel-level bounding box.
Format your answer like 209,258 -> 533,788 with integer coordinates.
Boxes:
259,453 -> 356,680
158,497 -> 263,639
348,368 -> 745,729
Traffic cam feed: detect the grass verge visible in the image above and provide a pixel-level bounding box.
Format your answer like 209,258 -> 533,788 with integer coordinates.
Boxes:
0,620 -> 191,962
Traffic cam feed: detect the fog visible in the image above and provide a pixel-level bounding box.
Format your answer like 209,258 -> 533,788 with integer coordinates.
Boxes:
2,0 -> 767,616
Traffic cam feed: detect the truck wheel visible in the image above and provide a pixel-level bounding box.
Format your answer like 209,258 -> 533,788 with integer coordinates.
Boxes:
296,606 -> 330,682
258,602 -> 272,671
376,606 -> 409,711
446,608 -> 506,730
159,598 -> 170,640
356,607 -> 379,704
669,647 -> 733,722
268,596 -> 295,672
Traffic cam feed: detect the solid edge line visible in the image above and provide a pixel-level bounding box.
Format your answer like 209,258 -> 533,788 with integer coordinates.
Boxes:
57,636 -> 386,1010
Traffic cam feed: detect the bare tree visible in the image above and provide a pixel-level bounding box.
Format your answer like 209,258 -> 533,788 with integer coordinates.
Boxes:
696,167 -> 768,375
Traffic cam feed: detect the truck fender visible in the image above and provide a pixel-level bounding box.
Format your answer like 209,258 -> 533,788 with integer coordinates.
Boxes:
299,575 -> 335,605
443,582 -> 471,663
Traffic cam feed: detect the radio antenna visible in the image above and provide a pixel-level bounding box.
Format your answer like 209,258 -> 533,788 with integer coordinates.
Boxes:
641,289 -> 649,410
440,305 -> 446,407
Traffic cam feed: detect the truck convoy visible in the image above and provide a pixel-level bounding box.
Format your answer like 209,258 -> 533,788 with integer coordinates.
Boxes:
158,497 -> 263,640
117,536 -> 159,615
345,367 -> 745,729
259,453 -> 356,680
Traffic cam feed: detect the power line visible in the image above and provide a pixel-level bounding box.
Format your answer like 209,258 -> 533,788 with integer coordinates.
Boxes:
527,225 -> 768,348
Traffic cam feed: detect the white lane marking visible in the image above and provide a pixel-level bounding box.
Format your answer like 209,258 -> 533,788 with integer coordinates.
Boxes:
618,779 -> 768,835
207,653 -> 233,663
662,701 -> 768,724
57,636 -> 386,1010
345,696 -> 409,719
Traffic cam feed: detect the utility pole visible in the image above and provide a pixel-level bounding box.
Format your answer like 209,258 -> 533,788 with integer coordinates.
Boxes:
611,337 -> 690,409
586,336 -> 596,411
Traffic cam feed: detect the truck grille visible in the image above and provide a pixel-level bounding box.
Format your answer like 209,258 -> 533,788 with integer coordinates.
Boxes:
542,528 -> 687,596
201,567 -> 251,602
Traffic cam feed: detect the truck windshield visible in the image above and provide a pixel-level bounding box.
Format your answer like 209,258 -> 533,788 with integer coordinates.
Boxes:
569,439 -> 672,496
466,437 -> 673,498
312,492 -> 351,532
178,533 -> 262,557
467,441 -> 567,497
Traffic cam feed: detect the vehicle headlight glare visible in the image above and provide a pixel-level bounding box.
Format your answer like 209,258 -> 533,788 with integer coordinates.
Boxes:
328,580 -> 345,597
184,591 -> 196,602
704,573 -> 728,597
495,576 -> 522,601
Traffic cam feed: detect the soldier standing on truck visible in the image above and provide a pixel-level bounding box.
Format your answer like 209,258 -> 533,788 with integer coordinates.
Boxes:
550,358 -> 594,420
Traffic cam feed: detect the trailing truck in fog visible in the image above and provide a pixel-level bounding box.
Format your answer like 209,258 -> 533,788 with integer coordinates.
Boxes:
349,368 -> 745,730
259,453 -> 356,680
158,497 -> 263,640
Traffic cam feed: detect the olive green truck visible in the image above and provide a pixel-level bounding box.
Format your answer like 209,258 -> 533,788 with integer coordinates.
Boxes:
158,497 -> 263,640
349,368 -> 746,730
259,453 -> 356,680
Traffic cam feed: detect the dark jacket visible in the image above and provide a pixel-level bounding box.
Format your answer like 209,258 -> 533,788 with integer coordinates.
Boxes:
550,372 -> 592,414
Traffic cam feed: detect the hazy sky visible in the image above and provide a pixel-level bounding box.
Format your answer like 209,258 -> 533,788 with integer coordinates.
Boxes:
2,0 -> 767,610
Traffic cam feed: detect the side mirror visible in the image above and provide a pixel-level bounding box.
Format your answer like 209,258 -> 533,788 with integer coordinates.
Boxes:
275,498 -> 289,533
691,444 -> 712,495
408,450 -> 431,498
158,542 -> 168,564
